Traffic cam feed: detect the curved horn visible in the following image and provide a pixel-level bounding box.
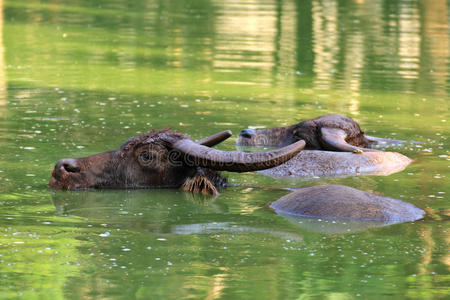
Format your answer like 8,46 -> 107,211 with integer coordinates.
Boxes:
196,130 -> 233,147
172,139 -> 305,172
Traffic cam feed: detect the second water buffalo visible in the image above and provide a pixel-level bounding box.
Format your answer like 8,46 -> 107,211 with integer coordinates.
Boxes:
238,114 -> 412,177
238,114 -> 405,153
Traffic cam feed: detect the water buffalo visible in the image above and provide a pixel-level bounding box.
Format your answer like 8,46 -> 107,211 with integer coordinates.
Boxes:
270,185 -> 424,224
49,129 -> 306,195
238,114 -> 404,153
237,114 -> 412,177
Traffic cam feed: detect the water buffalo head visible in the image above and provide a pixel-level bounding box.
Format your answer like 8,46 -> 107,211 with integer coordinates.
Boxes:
237,114 -> 371,151
238,124 -> 300,148
49,129 -> 305,194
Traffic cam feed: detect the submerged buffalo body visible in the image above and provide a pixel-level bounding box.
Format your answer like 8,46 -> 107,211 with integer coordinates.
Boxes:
49,129 -> 305,194
238,114 -> 405,152
270,185 -> 424,223
258,150 -> 412,177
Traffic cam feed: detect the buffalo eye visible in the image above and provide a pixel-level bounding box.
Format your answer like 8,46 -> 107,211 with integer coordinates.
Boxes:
138,150 -> 155,166
293,129 -> 303,138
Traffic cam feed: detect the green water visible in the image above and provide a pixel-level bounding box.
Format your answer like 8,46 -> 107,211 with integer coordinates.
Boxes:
0,0 -> 449,299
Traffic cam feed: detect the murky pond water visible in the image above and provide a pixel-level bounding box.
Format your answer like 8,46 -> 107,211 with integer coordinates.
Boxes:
0,0 -> 448,298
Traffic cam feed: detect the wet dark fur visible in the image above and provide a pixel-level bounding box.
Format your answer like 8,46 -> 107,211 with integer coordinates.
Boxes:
270,185 -> 424,222
50,129 -> 226,193
119,129 -> 186,154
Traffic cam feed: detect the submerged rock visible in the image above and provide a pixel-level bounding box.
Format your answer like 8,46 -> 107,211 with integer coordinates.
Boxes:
259,150 -> 412,178
270,185 -> 424,223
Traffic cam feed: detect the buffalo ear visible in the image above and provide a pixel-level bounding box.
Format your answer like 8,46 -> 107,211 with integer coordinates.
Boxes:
181,173 -> 218,196
321,127 -> 378,153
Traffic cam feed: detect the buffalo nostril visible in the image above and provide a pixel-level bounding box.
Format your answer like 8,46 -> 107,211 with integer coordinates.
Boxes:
63,163 -> 80,173
240,129 -> 256,139
56,159 -> 80,173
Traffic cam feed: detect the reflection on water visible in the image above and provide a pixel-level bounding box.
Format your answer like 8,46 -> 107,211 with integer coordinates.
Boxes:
0,0 -> 449,299
3,0 -> 448,98
214,0 -> 278,74
173,222 -> 302,241
279,213 -> 393,234
309,0 -> 449,96
397,1 -> 420,81
53,189 -> 302,240
0,0 -> 5,113
312,0 -> 338,90
419,0 -> 449,96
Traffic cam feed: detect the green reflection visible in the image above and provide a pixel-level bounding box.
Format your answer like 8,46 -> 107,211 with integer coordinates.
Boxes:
0,0 -> 449,299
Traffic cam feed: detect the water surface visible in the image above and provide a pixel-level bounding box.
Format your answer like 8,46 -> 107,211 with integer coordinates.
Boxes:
0,0 -> 449,299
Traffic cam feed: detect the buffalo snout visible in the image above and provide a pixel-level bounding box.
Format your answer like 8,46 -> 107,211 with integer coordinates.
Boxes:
239,129 -> 256,139
55,159 -> 81,173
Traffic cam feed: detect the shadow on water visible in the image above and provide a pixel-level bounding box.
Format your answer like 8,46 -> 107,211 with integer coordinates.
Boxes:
50,188 -> 302,241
